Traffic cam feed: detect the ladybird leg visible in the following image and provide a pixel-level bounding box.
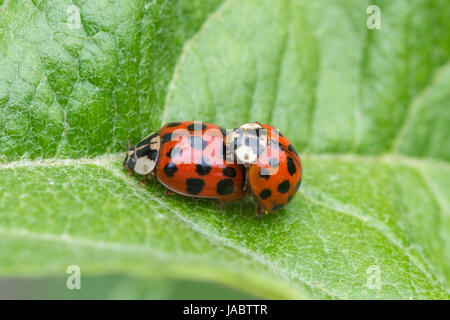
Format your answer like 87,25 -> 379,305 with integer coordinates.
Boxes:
164,189 -> 175,196
255,204 -> 263,218
139,178 -> 149,187
243,168 -> 249,191
216,200 -> 226,213
138,178 -> 150,186
138,172 -> 155,186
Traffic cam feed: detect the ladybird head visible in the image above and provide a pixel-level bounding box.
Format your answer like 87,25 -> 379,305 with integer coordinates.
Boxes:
123,132 -> 160,176
123,145 -> 137,173
226,122 -> 268,166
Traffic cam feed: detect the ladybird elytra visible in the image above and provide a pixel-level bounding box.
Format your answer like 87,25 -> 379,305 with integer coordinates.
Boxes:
125,121 -> 247,202
244,123 -> 302,214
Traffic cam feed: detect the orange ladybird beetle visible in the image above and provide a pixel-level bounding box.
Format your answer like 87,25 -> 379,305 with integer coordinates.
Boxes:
227,122 -> 302,216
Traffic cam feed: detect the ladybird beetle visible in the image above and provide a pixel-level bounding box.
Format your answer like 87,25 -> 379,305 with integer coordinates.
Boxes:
124,121 -> 247,202
228,122 -> 302,216
124,121 -> 301,217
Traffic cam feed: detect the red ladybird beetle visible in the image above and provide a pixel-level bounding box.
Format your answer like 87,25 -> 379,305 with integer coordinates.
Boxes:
124,121 -> 302,217
124,121 -> 247,203
227,122 -> 302,216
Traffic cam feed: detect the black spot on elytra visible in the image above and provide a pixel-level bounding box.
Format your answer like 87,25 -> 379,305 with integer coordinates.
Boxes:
163,162 -> 178,177
189,136 -> 208,150
296,179 -> 302,191
167,122 -> 182,127
161,133 -> 172,144
196,162 -> 211,176
287,157 -> 297,175
166,146 -> 182,159
187,122 -> 207,131
186,178 -> 205,195
217,179 -> 234,195
278,131 -> 284,138
259,167 -> 270,179
219,127 -> 227,136
277,180 -> 290,193
259,189 -> 271,200
288,144 -> 298,157
222,166 -> 236,178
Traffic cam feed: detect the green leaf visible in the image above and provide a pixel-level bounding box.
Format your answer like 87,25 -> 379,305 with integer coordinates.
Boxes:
0,0 -> 449,299
0,0 -> 223,160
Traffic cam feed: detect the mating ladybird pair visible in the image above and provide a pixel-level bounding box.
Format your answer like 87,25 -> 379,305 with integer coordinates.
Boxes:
123,121 -> 302,216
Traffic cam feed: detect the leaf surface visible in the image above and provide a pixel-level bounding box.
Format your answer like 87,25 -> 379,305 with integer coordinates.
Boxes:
0,0 -> 449,299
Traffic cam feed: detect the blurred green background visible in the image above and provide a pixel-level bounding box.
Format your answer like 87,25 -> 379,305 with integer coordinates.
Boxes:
0,276 -> 260,299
